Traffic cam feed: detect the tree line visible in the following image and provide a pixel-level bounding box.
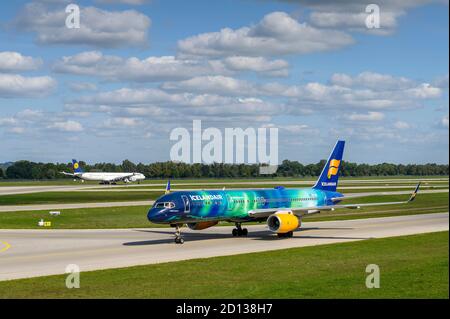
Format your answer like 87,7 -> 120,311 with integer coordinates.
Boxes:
0,159 -> 448,180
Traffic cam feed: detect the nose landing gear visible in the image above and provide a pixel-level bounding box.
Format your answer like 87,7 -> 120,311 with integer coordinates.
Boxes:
232,223 -> 248,237
174,224 -> 184,244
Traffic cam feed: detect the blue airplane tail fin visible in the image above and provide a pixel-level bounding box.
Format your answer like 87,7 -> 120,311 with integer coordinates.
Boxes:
312,140 -> 345,192
72,159 -> 83,173
165,180 -> 171,194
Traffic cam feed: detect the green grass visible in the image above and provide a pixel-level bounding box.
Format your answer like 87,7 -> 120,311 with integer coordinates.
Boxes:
0,191 -> 158,206
0,231 -> 447,298
0,206 -> 158,229
0,192 -> 447,229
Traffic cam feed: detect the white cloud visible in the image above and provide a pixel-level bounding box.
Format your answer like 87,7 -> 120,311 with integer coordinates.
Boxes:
394,121 -> 411,129
281,124 -> 319,136
71,87 -> 283,120
433,74 -> 449,88
15,3 -> 151,48
47,120 -> 84,132
348,111 -> 385,121
178,11 -> 353,57
16,108 -> 44,119
53,51 -> 229,82
441,115 -> 449,129
118,56 -> 224,82
223,56 -> 289,77
53,51 -> 292,82
331,71 -> 414,90
264,72 -> 442,113
0,117 -> 17,126
407,83 -> 441,98
95,0 -> 149,4
68,82 -> 98,92
8,127 -> 26,134
162,75 -> 258,96
0,74 -> 56,98
102,117 -> 142,128
0,51 -> 43,72
309,9 -> 400,35
301,0 -> 443,35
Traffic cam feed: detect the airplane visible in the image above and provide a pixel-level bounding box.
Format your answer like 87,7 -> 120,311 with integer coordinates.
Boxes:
147,140 -> 421,244
61,159 -> 146,184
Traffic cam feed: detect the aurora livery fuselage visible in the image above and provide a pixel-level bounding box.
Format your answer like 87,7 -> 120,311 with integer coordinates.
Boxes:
147,140 -> 420,244
147,187 -> 340,224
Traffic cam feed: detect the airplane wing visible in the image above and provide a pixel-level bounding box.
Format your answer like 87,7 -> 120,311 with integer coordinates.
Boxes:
248,183 -> 421,218
330,183 -> 421,202
60,171 -> 76,177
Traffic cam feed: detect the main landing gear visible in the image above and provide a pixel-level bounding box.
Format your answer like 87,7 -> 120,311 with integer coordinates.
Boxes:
174,224 -> 184,244
232,223 -> 248,237
277,231 -> 294,238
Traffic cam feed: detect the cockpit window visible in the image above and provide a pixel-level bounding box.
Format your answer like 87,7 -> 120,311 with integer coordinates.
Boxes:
154,202 -> 175,209
165,202 -> 175,208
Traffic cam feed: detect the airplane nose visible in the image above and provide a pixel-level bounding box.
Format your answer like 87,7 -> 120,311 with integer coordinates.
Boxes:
147,208 -> 165,223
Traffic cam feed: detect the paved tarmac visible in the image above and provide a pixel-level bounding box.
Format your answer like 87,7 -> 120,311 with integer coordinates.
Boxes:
0,212 -> 447,281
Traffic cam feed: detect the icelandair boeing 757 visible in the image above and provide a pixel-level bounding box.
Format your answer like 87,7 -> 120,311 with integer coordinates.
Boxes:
61,159 -> 145,184
148,141 -> 420,244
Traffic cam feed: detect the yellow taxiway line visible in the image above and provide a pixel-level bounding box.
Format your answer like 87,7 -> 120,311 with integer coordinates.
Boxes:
0,241 -> 11,253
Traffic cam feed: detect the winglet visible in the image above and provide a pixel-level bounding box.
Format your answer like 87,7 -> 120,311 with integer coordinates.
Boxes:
165,180 -> 171,194
408,182 -> 421,202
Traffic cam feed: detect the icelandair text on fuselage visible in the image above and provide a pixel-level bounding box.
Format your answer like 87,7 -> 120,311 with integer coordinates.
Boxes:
190,194 -> 224,201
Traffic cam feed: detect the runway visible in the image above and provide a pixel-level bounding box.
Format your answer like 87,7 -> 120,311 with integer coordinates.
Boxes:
0,212 -> 447,281
0,177 -> 447,196
0,185 -> 102,196
73,185 -> 449,192
0,188 -> 447,212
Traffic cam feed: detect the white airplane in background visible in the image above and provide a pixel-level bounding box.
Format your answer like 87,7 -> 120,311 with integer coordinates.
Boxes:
61,159 -> 146,184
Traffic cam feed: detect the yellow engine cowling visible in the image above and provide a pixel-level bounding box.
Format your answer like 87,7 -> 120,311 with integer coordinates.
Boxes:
187,221 -> 218,230
267,211 -> 300,233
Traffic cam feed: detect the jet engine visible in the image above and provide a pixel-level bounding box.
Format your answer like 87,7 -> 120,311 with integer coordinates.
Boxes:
267,211 -> 300,233
187,221 -> 219,230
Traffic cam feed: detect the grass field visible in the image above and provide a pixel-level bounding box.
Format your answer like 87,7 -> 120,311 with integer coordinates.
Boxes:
0,191 -> 157,206
0,192 -> 447,229
0,231 -> 447,298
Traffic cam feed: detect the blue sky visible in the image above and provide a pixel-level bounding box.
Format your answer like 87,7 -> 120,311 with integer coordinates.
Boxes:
0,0 -> 448,165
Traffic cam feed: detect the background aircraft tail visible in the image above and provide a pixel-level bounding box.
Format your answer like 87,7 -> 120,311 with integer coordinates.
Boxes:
72,159 -> 84,174
312,140 -> 345,192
